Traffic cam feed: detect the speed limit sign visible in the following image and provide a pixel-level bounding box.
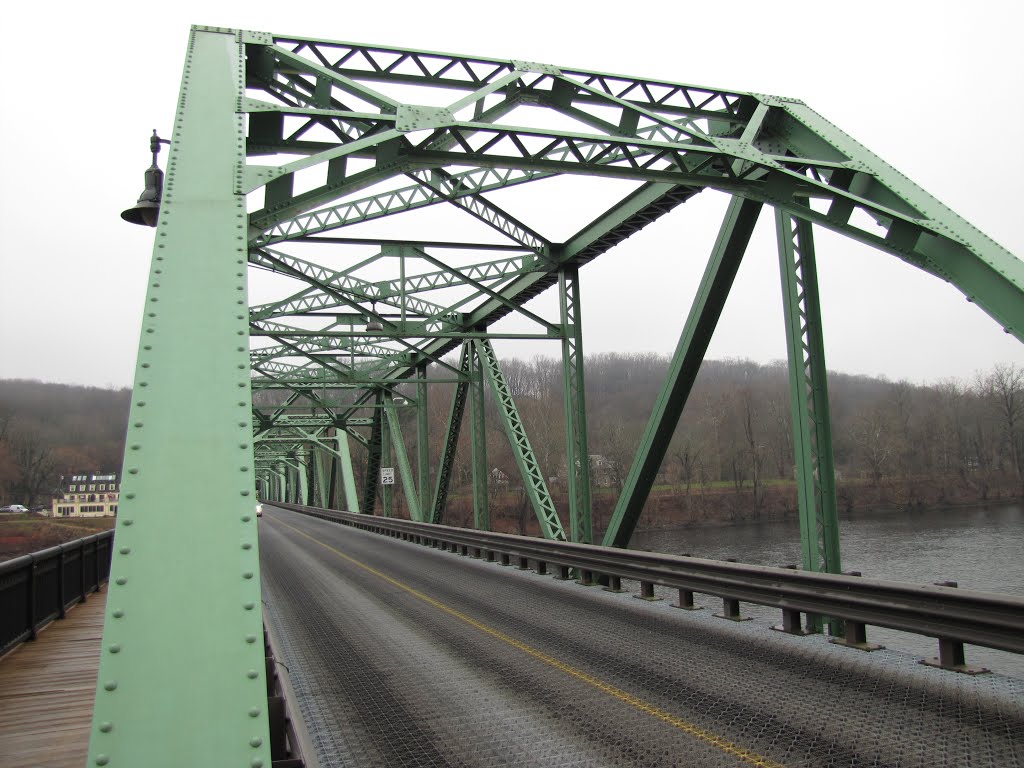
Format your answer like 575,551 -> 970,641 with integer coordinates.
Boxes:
380,467 -> 395,485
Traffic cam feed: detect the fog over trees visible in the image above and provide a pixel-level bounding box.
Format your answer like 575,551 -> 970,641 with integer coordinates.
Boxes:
2,358 -> 1022,524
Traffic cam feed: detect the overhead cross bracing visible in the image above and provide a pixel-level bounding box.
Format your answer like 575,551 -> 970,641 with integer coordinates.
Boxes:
91,26 -> 1024,767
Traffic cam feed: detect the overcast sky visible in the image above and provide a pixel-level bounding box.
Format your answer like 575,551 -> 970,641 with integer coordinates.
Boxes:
2,1 -> 1022,389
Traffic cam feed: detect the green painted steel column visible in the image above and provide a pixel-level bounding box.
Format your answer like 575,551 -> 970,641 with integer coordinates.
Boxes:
338,430 -> 359,513
476,339 -> 565,541
88,28 -> 270,768
384,391 -> 423,521
602,196 -> 762,548
381,399 -> 394,518
417,364 -> 431,518
776,210 -> 842,589
469,343 -> 490,530
361,397 -> 383,515
559,267 -> 593,543
431,344 -> 471,524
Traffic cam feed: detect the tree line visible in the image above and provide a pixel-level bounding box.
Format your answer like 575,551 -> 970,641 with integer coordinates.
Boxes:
3,357 -> 1022,519
0,380 -> 130,507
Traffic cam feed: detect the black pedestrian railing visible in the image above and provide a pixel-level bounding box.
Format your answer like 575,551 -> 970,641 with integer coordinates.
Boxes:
274,502 -> 1024,674
0,531 -> 114,656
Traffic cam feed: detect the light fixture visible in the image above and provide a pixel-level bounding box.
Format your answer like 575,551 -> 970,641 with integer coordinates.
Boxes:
366,301 -> 384,332
121,130 -> 171,227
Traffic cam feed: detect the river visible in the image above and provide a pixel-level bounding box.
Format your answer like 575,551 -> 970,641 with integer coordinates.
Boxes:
630,503 -> 1024,678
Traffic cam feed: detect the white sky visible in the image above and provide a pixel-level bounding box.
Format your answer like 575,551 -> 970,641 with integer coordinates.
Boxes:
1,0 -> 1022,388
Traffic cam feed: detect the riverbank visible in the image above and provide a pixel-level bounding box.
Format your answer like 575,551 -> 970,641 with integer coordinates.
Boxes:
448,474 -> 1024,536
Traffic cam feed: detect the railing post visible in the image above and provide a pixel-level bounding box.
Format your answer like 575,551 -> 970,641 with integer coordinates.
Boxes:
26,555 -> 38,641
57,546 -> 67,619
920,581 -> 990,674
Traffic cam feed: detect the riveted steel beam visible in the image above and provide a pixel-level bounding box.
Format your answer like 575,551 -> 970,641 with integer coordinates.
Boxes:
603,196 -> 762,548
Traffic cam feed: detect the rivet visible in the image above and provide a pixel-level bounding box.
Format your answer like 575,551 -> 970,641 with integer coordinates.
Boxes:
245,634 -> 257,644
143,345 -> 152,351
137,402 -> 146,407
96,755 -> 110,765
104,680 -> 118,691
119,547 -> 131,555
243,571 -> 253,579
250,737 -> 263,747
133,422 -> 143,428
115,577 -> 127,585
240,466 -> 249,472
99,722 -> 113,733
238,422 -> 247,428
240,444 -> 249,449
241,490 -> 250,496
251,759 -> 264,767
138,382 -> 148,388
109,643 -> 122,653
141,363 -> 150,369
112,610 -> 124,618
243,599 -> 255,607
248,707 -> 261,717
122,520 -> 133,526
241,515 -> 252,522
125,493 -> 136,499
247,669 -> 258,679
129,468 -> 139,474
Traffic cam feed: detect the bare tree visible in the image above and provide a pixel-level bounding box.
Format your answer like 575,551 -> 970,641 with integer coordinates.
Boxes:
7,423 -> 56,507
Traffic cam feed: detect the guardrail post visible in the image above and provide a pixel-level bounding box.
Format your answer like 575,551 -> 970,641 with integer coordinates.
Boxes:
920,581 -> 990,674
577,569 -> 594,586
774,608 -> 806,634
716,597 -> 748,621
555,564 -> 571,580
636,581 -> 661,601
603,575 -> 625,593
535,560 -> 547,576
499,552 -> 511,566
517,556 -> 529,570
672,588 -> 700,610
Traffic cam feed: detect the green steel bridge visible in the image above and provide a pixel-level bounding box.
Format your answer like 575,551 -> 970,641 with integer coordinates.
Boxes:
90,25 -> 1024,767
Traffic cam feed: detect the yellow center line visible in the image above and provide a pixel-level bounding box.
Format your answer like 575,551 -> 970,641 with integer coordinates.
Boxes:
269,514 -> 786,768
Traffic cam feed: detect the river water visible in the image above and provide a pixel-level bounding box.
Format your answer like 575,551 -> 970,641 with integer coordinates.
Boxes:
630,503 -> 1024,678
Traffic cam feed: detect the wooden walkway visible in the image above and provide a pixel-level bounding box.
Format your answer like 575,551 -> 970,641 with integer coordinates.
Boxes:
0,591 -> 106,768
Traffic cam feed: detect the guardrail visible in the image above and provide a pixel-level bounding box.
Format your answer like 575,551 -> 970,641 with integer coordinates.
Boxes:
273,502 -> 1024,674
0,531 -> 114,656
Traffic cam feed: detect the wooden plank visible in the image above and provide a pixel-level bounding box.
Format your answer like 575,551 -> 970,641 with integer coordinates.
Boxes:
0,591 -> 106,768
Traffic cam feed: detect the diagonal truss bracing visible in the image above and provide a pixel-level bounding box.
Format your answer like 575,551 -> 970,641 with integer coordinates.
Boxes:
99,25 -> 1024,762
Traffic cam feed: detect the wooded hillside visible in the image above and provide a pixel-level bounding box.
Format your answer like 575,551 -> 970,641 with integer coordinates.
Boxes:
3,357 -> 1022,526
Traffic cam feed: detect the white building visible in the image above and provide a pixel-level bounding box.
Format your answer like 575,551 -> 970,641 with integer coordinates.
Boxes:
50,471 -> 120,517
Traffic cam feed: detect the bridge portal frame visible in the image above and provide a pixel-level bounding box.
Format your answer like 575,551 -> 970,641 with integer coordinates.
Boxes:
96,25 -> 1023,764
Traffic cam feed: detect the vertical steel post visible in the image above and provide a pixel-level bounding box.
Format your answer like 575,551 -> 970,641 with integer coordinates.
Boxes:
384,391 -> 423,521
776,209 -> 842,597
362,394 -> 384,515
338,430 -> 359,513
417,364 -> 431,519
560,267 -> 593,543
469,342 -> 490,530
88,27 -> 270,768
602,197 -> 763,548
381,397 -> 394,518
431,344 -> 471,524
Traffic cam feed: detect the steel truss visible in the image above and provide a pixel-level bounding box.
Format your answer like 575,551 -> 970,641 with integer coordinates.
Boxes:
94,25 -> 1024,765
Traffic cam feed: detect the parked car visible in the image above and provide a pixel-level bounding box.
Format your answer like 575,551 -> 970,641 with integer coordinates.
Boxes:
0,504 -> 29,513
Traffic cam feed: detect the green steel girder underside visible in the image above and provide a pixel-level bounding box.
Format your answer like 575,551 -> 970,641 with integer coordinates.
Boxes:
93,25 -> 1023,767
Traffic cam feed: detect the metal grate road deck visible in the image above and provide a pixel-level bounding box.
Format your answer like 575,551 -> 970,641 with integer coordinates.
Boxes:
260,506 -> 1024,767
